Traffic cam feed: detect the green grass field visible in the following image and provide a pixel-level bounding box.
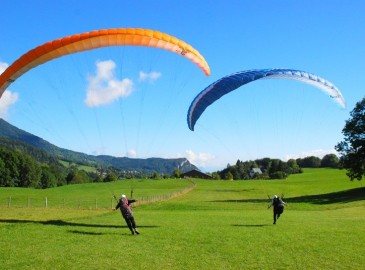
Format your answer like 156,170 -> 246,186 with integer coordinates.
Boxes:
58,160 -> 97,173
1,168 -> 364,269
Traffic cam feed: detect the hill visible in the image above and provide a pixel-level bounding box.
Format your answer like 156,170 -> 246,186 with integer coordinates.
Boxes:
0,118 -> 198,174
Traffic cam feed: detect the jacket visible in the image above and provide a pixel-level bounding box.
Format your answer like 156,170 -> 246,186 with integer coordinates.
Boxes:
115,197 -> 136,218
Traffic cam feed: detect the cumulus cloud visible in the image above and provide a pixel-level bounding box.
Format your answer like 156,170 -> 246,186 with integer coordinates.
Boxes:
184,149 -> 215,167
138,71 -> 161,83
284,149 -> 339,161
0,90 -> 19,119
85,60 -> 133,107
126,149 -> 137,158
0,61 -> 19,119
91,147 -> 106,156
162,150 -> 215,168
0,61 -> 9,73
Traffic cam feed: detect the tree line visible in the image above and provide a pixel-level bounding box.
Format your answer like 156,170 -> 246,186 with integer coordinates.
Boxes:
214,95 -> 365,182
211,154 -> 340,180
0,146 -> 185,189
0,147 -> 120,188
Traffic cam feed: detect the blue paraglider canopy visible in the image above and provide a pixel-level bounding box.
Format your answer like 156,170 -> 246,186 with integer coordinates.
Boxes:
187,68 -> 346,131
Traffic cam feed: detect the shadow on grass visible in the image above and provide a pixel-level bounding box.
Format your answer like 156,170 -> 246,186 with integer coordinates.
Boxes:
214,189 -> 256,193
288,187 -> 365,204
231,224 -> 270,227
0,219 -> 159,229
210,187 -> 365,205
68,230 -> 104,235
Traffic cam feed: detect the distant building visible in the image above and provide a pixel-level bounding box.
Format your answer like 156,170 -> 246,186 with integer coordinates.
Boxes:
181,169 -> 212,179
250,168 -> 263,178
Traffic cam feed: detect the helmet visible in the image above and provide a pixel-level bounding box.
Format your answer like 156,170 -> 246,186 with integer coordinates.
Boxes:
273,195 -> 278,199
121,194 -> 126,198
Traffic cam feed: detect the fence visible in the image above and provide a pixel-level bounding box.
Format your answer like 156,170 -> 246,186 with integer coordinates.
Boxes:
2,180 -> 196,210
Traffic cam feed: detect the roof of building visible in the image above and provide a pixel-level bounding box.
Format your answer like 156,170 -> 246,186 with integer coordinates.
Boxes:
181,169 -> 212,179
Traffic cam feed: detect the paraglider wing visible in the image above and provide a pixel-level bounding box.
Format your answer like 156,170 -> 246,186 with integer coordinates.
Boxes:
187,68 -> 346,131
0,28 -> 211,97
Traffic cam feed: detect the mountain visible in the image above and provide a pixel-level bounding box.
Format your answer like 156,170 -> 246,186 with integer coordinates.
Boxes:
0,119 -> 198,174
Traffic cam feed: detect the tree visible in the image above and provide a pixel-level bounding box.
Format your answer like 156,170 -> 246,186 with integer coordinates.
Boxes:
40,166 -> 57,189
268,159 -> 285,176
104,172 -> 117,182
335,97 -> 365,180
321,154 -> 339,168
224,171 -> 233,180
151,171 -> 160,179
18,154 -> 41,188
0,148 -> 20,186
228,166 -> 240,180
297,156 -> 321,168
270,171 -> 287,179
66,169 -> 85,184
287,159 -> 302,174
172,168 -> 182,178
88,171 -> 103,182
48,162 -> 66,186
0,157 -> 12,187
162,173 -> 170,179
211,172 -> 221,180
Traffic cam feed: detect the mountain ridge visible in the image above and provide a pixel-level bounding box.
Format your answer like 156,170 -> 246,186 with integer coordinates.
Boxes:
0,118 -> 198,174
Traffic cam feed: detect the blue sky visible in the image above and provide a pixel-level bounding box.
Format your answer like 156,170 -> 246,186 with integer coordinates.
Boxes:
0,1 -> 364,172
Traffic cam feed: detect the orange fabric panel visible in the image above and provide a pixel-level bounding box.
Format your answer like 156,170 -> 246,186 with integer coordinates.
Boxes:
0,28 -> 210,96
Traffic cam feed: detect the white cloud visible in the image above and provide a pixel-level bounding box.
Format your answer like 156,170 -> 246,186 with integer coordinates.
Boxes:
284,149 -> 339,161
138,71 -> 161,83
126,149 -> 137,158
161,150 -> 220,171
0,61 -> 19,119
183,149 -> 215,168
0,61 -> 9,74
0,90 -> 19,119
91,147 -> 106,156
85,60 -> 134,107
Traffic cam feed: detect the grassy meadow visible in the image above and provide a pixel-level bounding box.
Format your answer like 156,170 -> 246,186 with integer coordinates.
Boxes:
0,168 -> 364,269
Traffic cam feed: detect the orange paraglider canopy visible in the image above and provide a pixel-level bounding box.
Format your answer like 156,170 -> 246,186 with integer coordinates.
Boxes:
0,28 -> 210,97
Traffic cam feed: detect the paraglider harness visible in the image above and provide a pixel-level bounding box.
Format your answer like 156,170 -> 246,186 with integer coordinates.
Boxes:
114,194 -> 136,214
268,194 -> 285,214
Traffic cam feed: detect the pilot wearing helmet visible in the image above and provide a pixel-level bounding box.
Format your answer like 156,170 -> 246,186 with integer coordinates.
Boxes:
268,195 -> 286,224
115,194 -> 140,235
